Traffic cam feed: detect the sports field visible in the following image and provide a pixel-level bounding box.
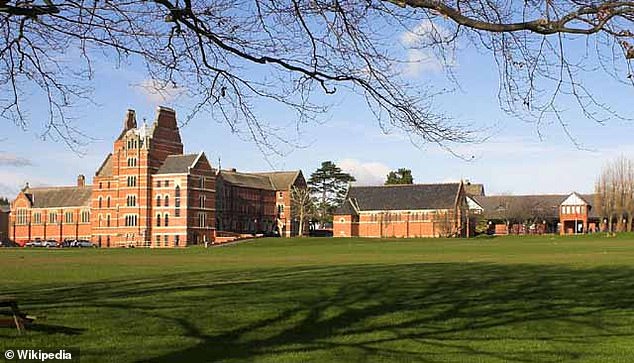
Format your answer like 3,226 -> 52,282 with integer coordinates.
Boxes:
2,234 -> 634,362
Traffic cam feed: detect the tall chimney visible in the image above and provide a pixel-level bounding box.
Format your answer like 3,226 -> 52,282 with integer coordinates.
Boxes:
77,174 -> 86,187
155,106 -> 177,129
123,109 -> 137,131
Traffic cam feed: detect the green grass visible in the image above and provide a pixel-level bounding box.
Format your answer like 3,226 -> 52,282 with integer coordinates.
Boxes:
2,234 -> 634,362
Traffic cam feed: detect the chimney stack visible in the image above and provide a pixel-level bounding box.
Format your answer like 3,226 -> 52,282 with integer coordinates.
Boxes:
123,109 -> 137,131
155,106 -> 177,129
77,174 -> 86,187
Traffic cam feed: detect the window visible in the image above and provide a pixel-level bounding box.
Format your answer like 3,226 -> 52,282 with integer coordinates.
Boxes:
106,214 -> 111,227
198,213 -> 206,228
127,139 -> 138,149
107,181 -> 110,189
164,235 -> 169,247
157,181 -> 161,188
277,204 -> 284,215
157,214 -> 161,227
127,195 -> 137,207
127,158 -> 137,167
200,177 -> 205,189
81,210 -> 90,223
15,209 -> 26,225
49,212 -> 57,224
164,214 -> 169,227
279,192 -> 283,198
164,195 -> 169,207
125,215 -> 138,227
106,197 -> 111,208
65,211 -> 73,224
156,196 -> 161,207
98,214 -> 102,227
99,182 -> 103,189
175,186 -> 181,217
175,235 -> 180,247
199,195 -> 205,209
127,176 -> 137,187
98,197 -> 102,209
33,212 -> 41,224
165,180 -> 170,187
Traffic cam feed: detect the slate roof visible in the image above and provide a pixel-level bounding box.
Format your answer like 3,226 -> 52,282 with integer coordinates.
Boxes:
24,186 -> 93,208
95,153 -> 113,177
472,194 -> 600,219
250,171 -> 302,190
156,154 -> 200,174
464,183 -> 485,196
219,170 -> 275,190
335,183 -> 462,214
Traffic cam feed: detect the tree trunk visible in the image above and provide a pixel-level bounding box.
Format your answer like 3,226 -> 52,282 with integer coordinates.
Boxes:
298,209 -> 304,237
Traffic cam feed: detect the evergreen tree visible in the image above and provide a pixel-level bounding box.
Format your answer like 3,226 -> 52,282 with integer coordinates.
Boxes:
308,161 -> 355,226
385,168 -> 414,185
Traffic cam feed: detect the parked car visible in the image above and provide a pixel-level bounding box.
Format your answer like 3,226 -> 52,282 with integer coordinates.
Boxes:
0,240 -> 19,248
42,240 -> 58,248
25,240 -> 44,247
75,240 -> 96,248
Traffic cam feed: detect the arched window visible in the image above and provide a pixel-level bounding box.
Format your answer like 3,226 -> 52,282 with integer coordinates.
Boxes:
156,195 -> 161,207
164,195 -> 169,207
106,197 -> 111,208
156,214 -> 161,227
106,214 -> 111,227
164,214 -> 169,227
98,197 -> 102,209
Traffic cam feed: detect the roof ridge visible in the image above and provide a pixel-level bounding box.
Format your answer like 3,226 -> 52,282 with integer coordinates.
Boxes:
28,185 -> 93,190
352,182 -> 460,188
165,153 -> 199,158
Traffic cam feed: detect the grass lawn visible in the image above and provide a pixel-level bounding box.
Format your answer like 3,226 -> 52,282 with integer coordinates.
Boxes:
2,234 -> 634,362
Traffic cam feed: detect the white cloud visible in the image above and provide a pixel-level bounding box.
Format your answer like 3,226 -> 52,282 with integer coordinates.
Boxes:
403,49 -> 444,77
400,20 -> 456,77
338,159 -> 391,186
135,79 -> 184,104
0,152 -> 32,167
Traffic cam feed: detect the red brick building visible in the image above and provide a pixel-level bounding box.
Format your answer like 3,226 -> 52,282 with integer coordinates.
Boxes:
216,170 -> 307,236
333,183 -> 468,238
9,106 -> 304,247
470,192 -> 601,235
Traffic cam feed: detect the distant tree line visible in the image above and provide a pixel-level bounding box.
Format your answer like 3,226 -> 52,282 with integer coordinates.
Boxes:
595,156 -> 634,233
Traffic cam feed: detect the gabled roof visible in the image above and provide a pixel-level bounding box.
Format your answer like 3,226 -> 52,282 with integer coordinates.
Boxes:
95,153 -> 113,177
561,192 -> 591,206
156,154 -> 200,174
219,170 -> 275,190
337,198 -> 359,215
250,171 -> 302,190
23,186 -> 93,208
473,193 -> 600,219
335,183 -> 462,214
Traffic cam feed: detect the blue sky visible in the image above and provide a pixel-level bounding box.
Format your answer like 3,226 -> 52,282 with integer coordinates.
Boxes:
1,26 -> 634,198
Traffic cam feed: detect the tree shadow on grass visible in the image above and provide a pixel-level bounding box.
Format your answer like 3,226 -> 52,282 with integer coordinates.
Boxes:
4,263 -> 634,362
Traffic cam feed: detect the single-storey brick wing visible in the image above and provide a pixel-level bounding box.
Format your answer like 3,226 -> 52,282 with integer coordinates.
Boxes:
333,182 -> 468,238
